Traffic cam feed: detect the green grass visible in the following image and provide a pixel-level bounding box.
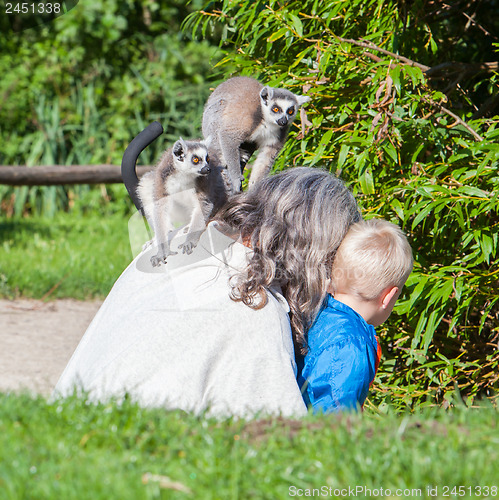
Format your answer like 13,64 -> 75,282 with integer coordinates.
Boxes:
0,212 -> 133,299
0,393 -> 498,499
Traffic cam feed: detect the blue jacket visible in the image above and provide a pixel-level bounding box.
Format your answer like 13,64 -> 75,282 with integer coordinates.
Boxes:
297,295 -> 381,413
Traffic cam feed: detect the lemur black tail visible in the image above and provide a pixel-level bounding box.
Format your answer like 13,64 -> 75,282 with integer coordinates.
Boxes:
121,121 -> 164,214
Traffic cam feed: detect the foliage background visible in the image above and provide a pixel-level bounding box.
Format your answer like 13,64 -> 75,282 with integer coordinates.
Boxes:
185,0 -> 499,409
1,0 -> 498,410
0,0 -> 223,216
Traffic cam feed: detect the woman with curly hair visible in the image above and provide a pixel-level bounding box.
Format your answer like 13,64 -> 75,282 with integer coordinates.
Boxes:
54,167 -> 360,418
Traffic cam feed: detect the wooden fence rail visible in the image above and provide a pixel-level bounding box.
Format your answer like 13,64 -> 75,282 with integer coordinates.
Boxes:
0,165 -> 154,186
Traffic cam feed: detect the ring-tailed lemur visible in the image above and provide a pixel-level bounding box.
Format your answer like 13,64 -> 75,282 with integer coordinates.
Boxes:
202,76 -> 310,193
137,137 -> 228,266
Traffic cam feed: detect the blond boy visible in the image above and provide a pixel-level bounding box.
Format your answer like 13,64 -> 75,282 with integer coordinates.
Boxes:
298,219 -> 413,413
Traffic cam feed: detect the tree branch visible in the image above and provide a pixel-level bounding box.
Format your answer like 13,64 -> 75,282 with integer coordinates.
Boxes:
425,61 -> 499,77
462,11 -> 498,41
422,98 -> 484,142
335,36 -> 430,72
336,36 -> 499,79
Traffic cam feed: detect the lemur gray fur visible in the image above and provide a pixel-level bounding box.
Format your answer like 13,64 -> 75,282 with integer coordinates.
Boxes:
137,137 -> 228,266
202,76 -> 310,193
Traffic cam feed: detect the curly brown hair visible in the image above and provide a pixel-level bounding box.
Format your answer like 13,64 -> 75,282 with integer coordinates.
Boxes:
215,167 -> 361,352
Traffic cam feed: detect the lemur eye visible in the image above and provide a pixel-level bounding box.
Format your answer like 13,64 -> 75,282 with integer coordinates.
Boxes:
272,105 -> 280,113
206,155 -> 210,163
192,156 -> 200,164
287,106 -> 295,115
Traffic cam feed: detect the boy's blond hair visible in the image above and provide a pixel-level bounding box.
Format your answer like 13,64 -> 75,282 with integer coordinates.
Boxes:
330,219 -> 413,301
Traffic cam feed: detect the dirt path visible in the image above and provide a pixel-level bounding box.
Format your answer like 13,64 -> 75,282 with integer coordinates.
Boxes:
0,299 -> 102,396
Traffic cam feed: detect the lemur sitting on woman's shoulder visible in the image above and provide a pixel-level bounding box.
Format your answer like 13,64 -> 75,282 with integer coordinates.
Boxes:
137,137 -> 228,267
202,76 -> 310,193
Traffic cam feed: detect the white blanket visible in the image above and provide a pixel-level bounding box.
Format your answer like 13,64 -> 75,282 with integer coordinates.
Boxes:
54,222 -> 307,419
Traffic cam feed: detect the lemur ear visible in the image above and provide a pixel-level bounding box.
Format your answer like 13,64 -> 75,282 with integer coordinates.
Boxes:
260,86 -> 273,105
202,135 -> 212,148
296,95 -> 311,106
173,137 -> 186,160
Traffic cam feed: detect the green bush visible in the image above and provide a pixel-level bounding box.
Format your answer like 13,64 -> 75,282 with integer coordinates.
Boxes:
186,0 -> 499,409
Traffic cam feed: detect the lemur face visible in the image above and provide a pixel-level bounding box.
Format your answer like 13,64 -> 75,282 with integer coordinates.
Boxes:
173,139 -> 211,176
260,86 -> 310,128
268,100 -> 297,127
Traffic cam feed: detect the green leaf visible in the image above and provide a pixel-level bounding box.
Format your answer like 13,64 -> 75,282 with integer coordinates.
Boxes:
289,47 -> 313,69
404,65 -> 425,87
480,232 -> 494,263
355,151 -> 375,194
267,27 -> 289,42
391,198 -> 404,220
410,143 -> 425,164
389,65 -> 401,94
360,167 -> 375,194
337,144 -> 350,169
459,186 -> 488,198
411,202 -> 434,229
288,13 -> 303,37
422,310 -> 439,353
407,275 -> 429,311
383,141 -> 398,163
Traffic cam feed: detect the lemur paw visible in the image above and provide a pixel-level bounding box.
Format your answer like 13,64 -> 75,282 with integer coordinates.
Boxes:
150,249 -> 177,266
150,254 -> 164,267
179,241 -> 196,255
